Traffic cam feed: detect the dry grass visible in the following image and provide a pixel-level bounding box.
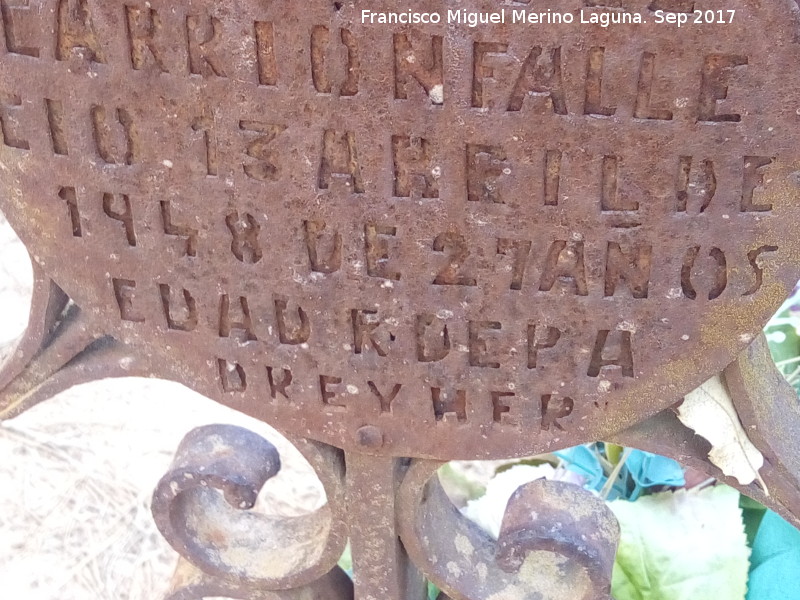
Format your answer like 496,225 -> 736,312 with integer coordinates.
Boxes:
0,378 -> 326,600
0,215 -> 325,599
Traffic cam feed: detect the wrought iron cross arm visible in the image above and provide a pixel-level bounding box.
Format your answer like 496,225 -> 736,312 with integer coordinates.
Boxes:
0,269 -> 148,420
612,333 -> 800,530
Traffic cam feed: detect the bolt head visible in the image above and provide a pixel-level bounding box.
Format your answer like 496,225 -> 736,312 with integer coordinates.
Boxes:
355,425 -> 384,449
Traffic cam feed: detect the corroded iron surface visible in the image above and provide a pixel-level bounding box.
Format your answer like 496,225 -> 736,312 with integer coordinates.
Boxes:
397,460 -> 620,600
496,480 -> 619,596
152,424 -> 348,590
2,0 -> 800,459
155,425 -> 620,600
4,3 -> 800,599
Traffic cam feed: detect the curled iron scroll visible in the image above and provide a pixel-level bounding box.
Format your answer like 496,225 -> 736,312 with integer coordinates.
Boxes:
152,424 -> 349,592
163,557 -> 353,600
396,460 -> 620,600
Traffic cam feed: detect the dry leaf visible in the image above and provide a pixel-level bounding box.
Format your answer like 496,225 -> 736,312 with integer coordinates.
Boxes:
677,374 -> 768,492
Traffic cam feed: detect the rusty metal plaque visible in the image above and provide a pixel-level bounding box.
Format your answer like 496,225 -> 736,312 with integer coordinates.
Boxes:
2,0 -> 800,460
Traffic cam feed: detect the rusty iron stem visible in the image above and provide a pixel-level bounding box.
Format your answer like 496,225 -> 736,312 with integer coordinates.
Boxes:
1,275 -> 800,598
0,258 -> 796,600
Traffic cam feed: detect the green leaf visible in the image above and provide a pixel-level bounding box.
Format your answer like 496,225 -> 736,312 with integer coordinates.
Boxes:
495,456 -> 556,474
739,494 -> 767,548
765,306 -> 800,395
427,581 -> 441,600
610,485 -> 750,600
337,542 -> 352,576
746,510 -> 800,600
765,319 -> 800,366
436,463 -> 486,503
606,443 -> 624,465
